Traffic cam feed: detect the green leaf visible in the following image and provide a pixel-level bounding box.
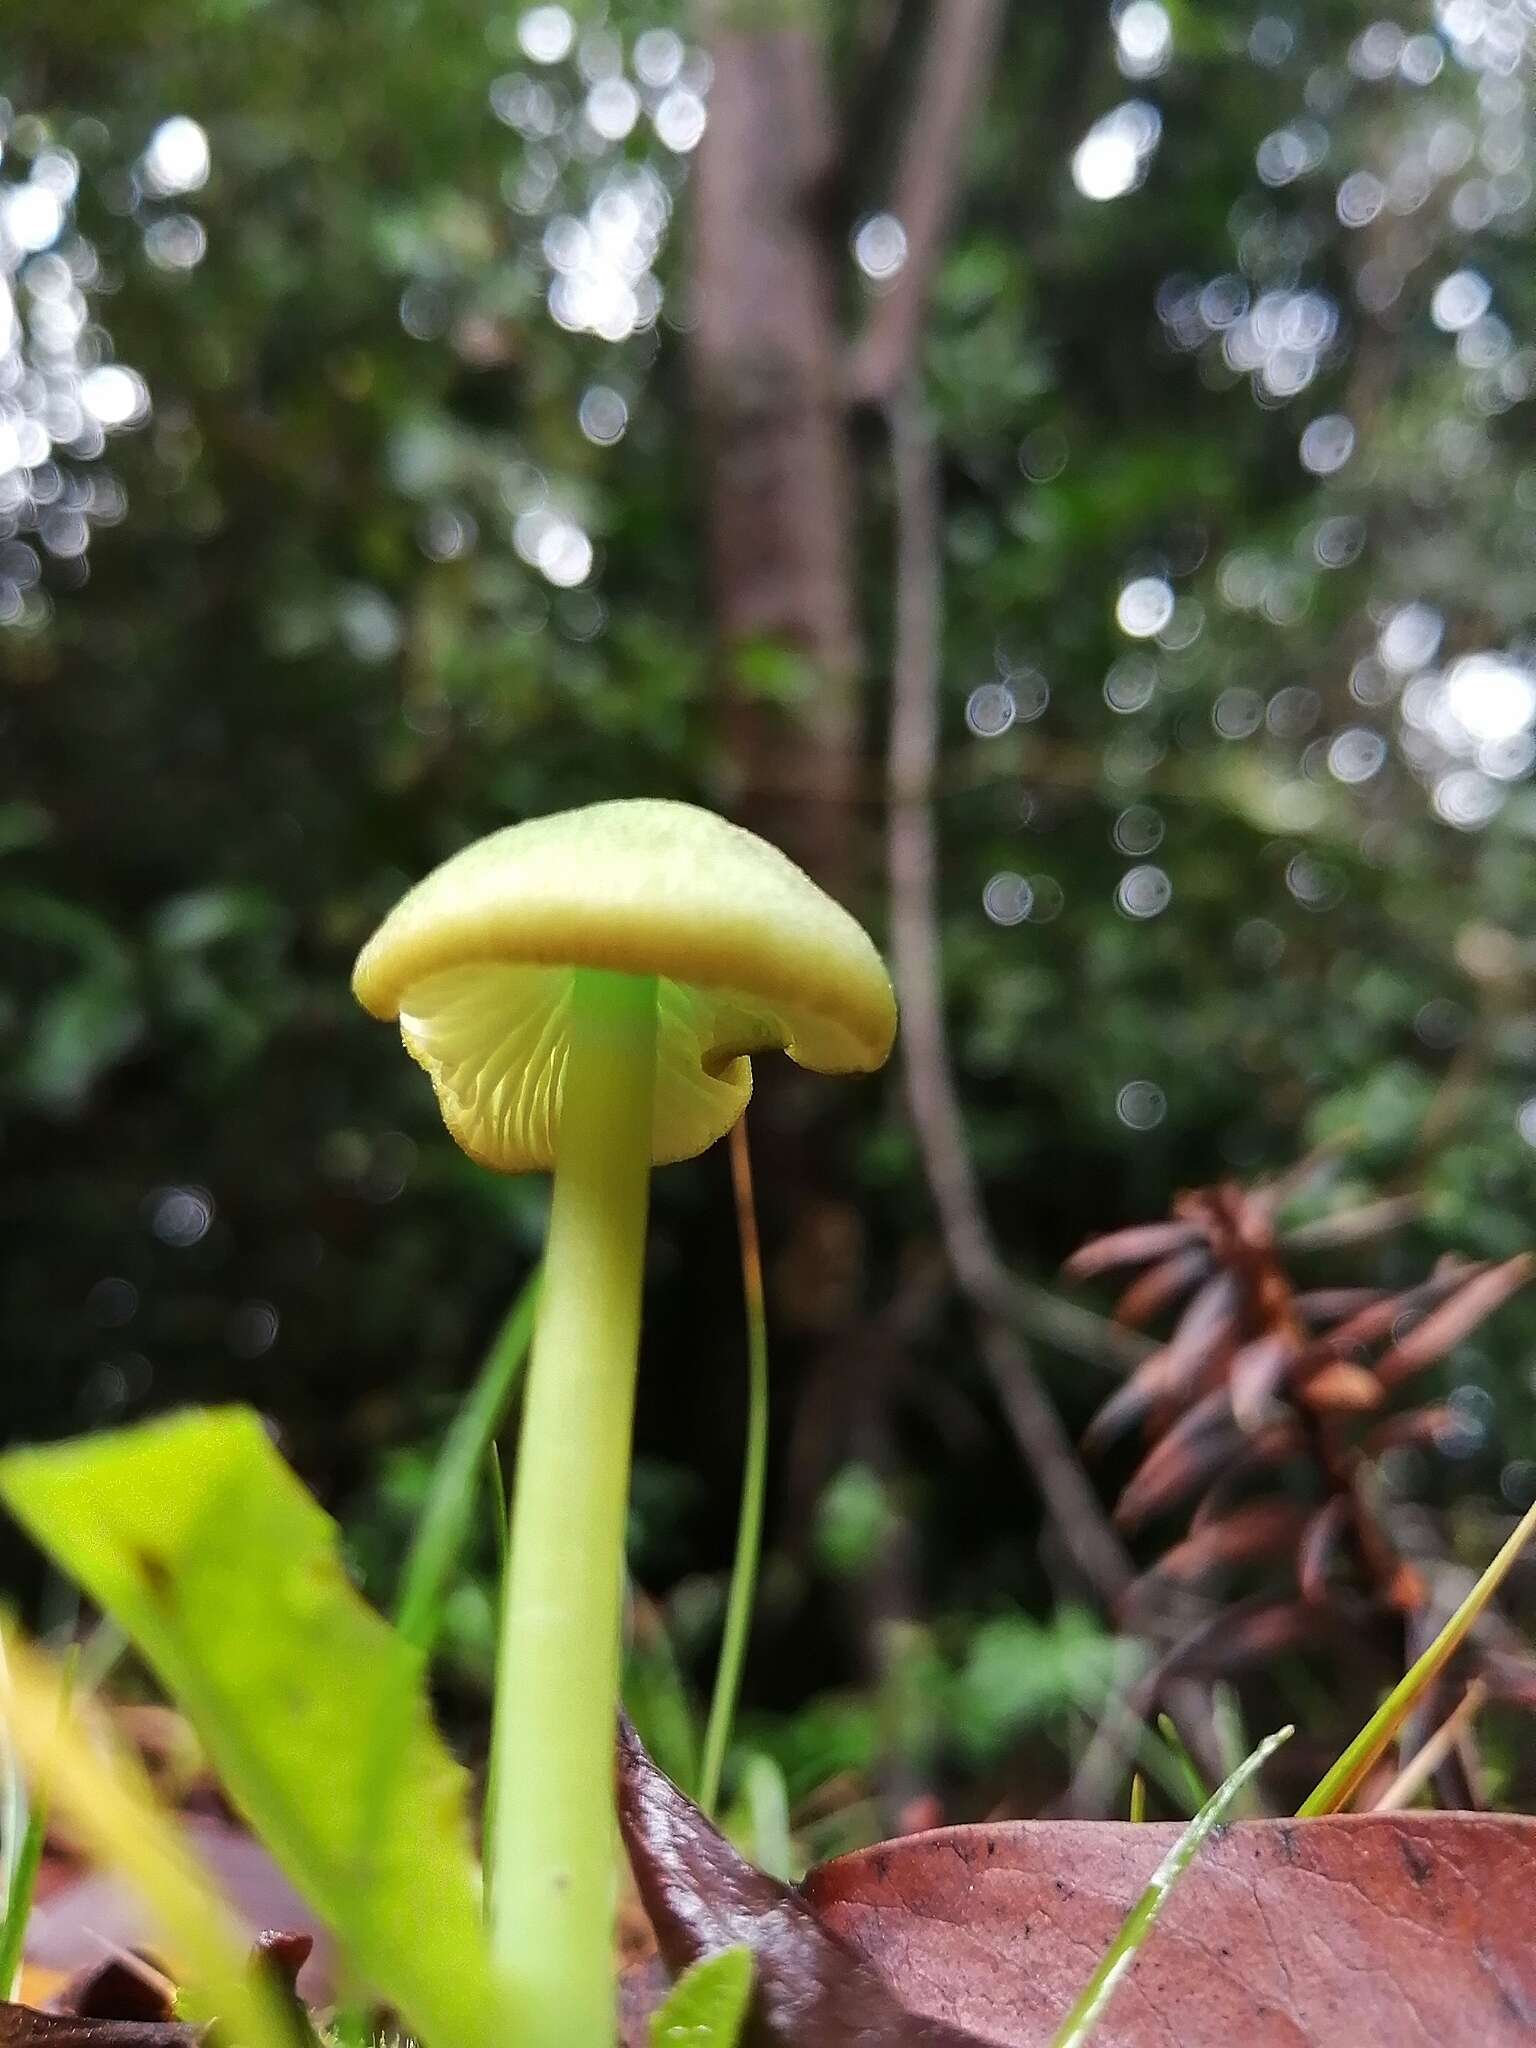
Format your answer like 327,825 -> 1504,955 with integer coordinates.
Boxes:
19,974 -> 145,1111
1049,1725 -> 1293,2048
0,1409 -> 498,2048
0,803 -> 52,858
649,1947 -> 754,2046
149,886 -> 279,951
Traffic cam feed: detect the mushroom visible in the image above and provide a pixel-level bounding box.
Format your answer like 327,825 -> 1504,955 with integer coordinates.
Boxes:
352,798 -> 896,2048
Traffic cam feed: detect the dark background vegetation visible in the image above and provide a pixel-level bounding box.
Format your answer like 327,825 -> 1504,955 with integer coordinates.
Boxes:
7,0 -> 1536,1839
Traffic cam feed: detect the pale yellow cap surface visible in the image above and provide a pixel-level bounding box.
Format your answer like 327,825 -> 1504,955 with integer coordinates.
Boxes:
352,798 -> 897,1172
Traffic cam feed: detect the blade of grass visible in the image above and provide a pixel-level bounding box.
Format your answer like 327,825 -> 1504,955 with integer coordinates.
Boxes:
1049,1725 -> 1293,2048
395,1270 -> 539,1657
1155,1711 -> 1209,1813
0,1783 -> 47,1996
487,1440 -> 509,1590
0,1636 -> 25,1914
1131,1736 -> 1199,1818
0,1642 -> 72,1996
623,1596 -> 702,1797
698,1119 -> 770,1818
741,1751 -> 794,1882
0,1629 -> 294,2048
1211,1684 -> 1258,1817
1299,1492 -> 1536,1817
1127,1772 -> 1146,1824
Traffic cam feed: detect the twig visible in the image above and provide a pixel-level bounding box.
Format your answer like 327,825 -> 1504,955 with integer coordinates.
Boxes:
884,387 -> 1131,1607
848,0 -> 1008,404
1372,1678 -> 1488,1813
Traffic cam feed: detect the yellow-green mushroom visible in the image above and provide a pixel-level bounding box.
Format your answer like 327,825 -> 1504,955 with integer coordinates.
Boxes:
353,798 -> 895,2048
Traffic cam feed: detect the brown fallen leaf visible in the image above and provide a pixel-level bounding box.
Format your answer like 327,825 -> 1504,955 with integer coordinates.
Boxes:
617,1715 -> 988,2047
0,2009 -> 199,2048
49,1956 -> 177,2029
25,1823 -> 331,2009
620,1718 -> 1536,2046
46,1935 -> 316,2048
808,1811 -> 1536,2044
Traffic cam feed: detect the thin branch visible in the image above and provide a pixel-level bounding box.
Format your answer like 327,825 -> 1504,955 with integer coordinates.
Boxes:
884,387 -> 1131,1607
1372,1678 -> 1487,1813
848,0 -> 1007,404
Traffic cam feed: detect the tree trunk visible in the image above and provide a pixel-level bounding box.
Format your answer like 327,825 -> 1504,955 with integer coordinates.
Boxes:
690,19 -> 861,896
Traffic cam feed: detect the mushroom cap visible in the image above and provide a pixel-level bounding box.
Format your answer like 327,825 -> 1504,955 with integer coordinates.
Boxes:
352,798 -> 897,1172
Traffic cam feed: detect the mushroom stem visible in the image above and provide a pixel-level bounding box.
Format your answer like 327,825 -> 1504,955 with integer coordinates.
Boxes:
488,966 -> 658,2048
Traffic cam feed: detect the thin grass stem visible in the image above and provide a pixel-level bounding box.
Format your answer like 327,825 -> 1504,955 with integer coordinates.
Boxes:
698,1118 -> 770,1819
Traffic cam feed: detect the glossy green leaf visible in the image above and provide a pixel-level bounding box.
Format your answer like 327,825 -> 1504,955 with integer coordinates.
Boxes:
0,1409 -> 498,2048
649,1946 -> 755,2046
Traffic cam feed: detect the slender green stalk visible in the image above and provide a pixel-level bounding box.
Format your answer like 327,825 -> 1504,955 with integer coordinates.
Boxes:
1211,1684 -> 1257,1818
0,1634 -> 24,1911
698,1119 -> 769,1817
488,968 -> 657,2048
1299,1490 -> 1536,1817
395,1269 -> 540,1656
1050,1726 -> 1293,2048
0,1799 -> 47,1997
741,1752 -> 794,1881
0,1631 -> 59,1998
486,1443 -> 510,1590
1155,1711 -> 1209,1815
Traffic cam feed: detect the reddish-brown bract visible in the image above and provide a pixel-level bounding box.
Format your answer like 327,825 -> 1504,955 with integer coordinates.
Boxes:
1068,1176 -> 1535,1714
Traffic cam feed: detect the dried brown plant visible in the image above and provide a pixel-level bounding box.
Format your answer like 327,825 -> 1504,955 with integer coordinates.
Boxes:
1067,1175 -> 1535,1702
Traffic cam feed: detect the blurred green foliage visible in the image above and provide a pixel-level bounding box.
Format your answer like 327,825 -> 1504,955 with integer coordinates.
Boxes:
7,0 -> 1536,1825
